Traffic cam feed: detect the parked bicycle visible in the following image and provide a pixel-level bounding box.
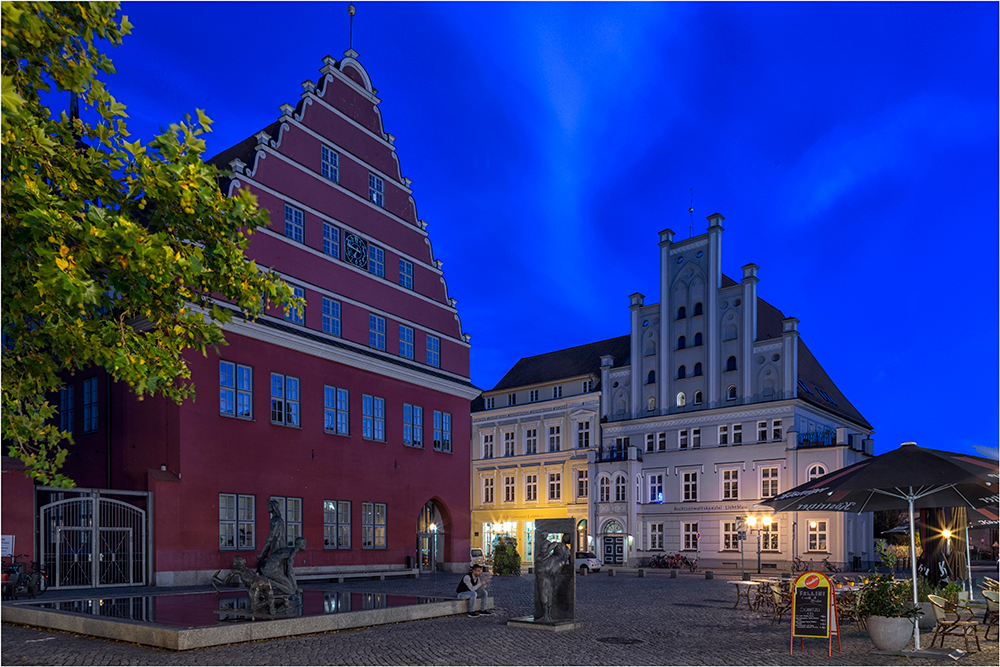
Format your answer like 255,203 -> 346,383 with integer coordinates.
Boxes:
822,556 -> 839,573
791,556 -> 806,572
1,553 -> 48,599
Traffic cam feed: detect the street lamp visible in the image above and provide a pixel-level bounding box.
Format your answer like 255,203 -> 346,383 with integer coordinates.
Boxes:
746,515 -> 772,574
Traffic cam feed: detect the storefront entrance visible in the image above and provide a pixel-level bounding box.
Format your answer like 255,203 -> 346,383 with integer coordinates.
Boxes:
416,500 -> 444,573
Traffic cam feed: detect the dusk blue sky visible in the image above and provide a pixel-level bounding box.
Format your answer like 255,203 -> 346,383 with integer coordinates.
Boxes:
105,2 -> 997,457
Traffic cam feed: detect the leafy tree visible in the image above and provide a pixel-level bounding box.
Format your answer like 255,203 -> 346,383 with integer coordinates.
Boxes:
1,2 -> 300,486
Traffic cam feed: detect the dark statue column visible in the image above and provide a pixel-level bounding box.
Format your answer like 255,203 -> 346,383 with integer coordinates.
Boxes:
533,518 -> 576,623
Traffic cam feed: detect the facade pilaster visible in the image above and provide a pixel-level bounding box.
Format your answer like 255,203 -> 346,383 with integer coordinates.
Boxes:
782,317 -> 800,400
658,229 -> 674,415
706,215 -> 724,406
740,264 -> 759,404
629,292 -> 644,419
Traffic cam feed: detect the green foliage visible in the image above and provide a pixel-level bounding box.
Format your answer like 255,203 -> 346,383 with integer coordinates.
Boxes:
490,537 -> 522,576
1,2 -> 300,486
875,539 -> 897,570
856,574 -> 921,619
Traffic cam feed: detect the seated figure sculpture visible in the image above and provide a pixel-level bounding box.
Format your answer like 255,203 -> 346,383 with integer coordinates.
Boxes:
261,537 -> 307,596
212,555 -> 277,615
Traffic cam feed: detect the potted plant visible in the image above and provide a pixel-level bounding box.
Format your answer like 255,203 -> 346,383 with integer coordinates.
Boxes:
856,573 -> 921,651
898,576 -> 938,630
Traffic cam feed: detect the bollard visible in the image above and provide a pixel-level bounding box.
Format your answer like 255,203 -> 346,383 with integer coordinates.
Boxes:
608,568 -> 616,577
638,568 -> 646,578
705,570 -> 714,580
670,569 -> 677,578
580,567 -> 588,576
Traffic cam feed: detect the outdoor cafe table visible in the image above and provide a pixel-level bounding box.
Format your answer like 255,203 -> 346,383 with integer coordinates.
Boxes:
728,580 -> 761,610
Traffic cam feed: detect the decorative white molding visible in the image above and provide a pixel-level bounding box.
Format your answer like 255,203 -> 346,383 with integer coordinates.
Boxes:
669,238 -> 708,255
753,342 -> 782,353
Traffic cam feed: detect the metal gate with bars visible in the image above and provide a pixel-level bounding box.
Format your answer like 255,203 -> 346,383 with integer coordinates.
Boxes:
39,488 -> 150,589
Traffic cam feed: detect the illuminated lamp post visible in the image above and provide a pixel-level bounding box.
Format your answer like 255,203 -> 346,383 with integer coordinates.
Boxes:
746,515 -> 772,574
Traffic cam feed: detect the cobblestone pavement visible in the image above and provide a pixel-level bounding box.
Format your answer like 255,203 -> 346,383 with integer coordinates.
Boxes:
3,570 -> 997,666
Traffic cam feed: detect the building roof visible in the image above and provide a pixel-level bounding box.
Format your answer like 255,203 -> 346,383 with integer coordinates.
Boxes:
488,335 -> 631,394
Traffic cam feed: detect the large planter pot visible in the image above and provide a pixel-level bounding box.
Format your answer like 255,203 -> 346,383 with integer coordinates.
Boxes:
917,602 -> 936,631
866,615 -> 914,652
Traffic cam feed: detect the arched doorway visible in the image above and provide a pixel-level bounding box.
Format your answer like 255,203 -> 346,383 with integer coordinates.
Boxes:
576,519 -> 589,552
416,500 -> 444,573
602,519 -> 625,565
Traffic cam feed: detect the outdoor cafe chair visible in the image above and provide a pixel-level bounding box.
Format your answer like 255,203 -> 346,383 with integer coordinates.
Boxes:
769,588 -> 792,626
927,594 -> 981,653
982,590 -> 998,640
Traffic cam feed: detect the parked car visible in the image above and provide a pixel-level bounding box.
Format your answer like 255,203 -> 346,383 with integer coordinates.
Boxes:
470,548 -> 485,567
576,551 -> 602,573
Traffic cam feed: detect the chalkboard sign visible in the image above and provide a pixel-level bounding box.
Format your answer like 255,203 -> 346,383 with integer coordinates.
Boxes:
792,572 -> 832,638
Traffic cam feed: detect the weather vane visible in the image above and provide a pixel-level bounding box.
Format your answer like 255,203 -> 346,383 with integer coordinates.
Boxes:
349,3 -> 356,52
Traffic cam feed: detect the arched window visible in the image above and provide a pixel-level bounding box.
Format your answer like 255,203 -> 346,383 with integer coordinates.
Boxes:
676,392 -> 686,407
599,477 -> 611,502
694,332 -> 703,346
808,465 -> 827,481
616,399 -> 626,416
614,475 -> 626,502
726,356 -> 737,372
677,365 -> 686,379
647,396 -> 656,411
677,306 -> 686,320
693,302 -> 703,316
727,385 -> 737,400
644,339 -> 656,356
646,370 -> 655,384
724,324 -> 737,341
677,336 -> 686,350
603,519 -> 624,533
693,362 -> 703,376
694,390 -> 703,405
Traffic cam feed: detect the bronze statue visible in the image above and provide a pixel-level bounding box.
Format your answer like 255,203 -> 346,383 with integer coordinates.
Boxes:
257,499 -> 286,573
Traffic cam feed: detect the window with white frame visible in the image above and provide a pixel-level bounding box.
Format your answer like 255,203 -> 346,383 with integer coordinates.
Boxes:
719,425 -> 729,445
284,284 -> 305,325
649,474 -> 663,503
219,493 -> 255,550
398,258 -> 413,289
426,335 -> 440,367
270,373 -> 300,426
398,325 -> 414,359
362,395 -> 385,441
599,476 -> 611,502
658,432 -> 667,452
722,468 -> 739,500
480,430 -> 493,459
692,428 -> 701,448
322,222 -> 340,258
482,478 -> 494,504
362,502 -> 386,549
83,376 -> 98,432
577,421 -> 590,448
758,421 -> 768,442
760,466 -> 779,498
807,519 -> 828,551
324,386 -> 349,435
220,361 -> 253,419
683,522 -> 699,550
529,389 -> 538,402
525,474 -> 538,501
548,472 -> 561,501
577,469 -> 588,498
59,385 -> 74,433
682,471 -> 698,502
679,429 -> 689,449
507,393 -> 516,406
548,425 -> 561,452
368,243 -> 385,277
676,391 -> 686,407
649,522 -> 664,550
722,521 -> 740,551
503,476 -> 515,503
485,397 -> 495,409
614,475 -> 626,502
323,500 -> 350,549
403,404 -> 423,447
762,521 -> 778,551
369,314 -> 386,350
321,145 -> 339,182
772,419 -> 782,441
321,297 -> 341,336
732,424 -> 743,444
808,464 -> 826,481
368,173 -> 385,207
552,386 -> 562,399
524,428 -> 538,454
270,496 -> 302,546
645,434 -> 655,453
582,379 -> 593,393
434,411 -> 452,452
503,431 -> 515,457
283,203 -> 304,243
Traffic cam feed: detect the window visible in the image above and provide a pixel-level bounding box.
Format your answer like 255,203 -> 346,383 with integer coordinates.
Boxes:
683,522 -> 699,550
762,521 -> 779,551
398,258 -> 413,289
682,471 -> 698,501
525,474 -> 538,502
694,390 -> 703,405
552,386 -> 562,399
485,397 -> 495,410
503,431 -> 515,457
679,429 -> 689,449
677,336 -> 686,350
548,425 -> 561,452
772,419 -> 782,441
482,478 -> 494,504
646,370 -> 655,384
362,395 -> 385,441
614,475 -> 626,502
524,428 -> 537,454
398,325 -> 414,359
694,332 -> 703,346
426,335 -> 440,367
733,423 -> 743,444
758,421 -> 768,442
797,379 -> 813,395
808,464 -> 826,481
83,377 -> 98,432
324,386 -> 349,435
59,385 -> 74,433
529,389 -> 539,402
719,425 -> 729,445
321,297 -> 341,336
270,496 -> 302,546
283,203 -> 304,243
692,428 -> 701,448
324,500 -> 351,549
220,362 -> 252,419
808,519 -> 828,551
645,433 -> 655,453
676,392 -> 686,407
693,302 -> 703,316
658,432 -> 667,451
503,476 -> 515,503
548,473 -> 561,501
577,421 -> 590,448
322,222 -> 340,258
368,173 -> 385,207
599,477 -> 611,502
362,502 -> 386,549
649,523 -> 664,550
727,385 -> 737,400
270,373 -> 300,427
577,469 -> 589,498
761,466 -> 779,498
726,356 -> 737,372
284,284 -> 305,325
369,314 -> 386,350
403,404 -> 423,447
321,145 -> 339,182
582,380 -> 593,393
677,365 -> 686,379
649,474 -> 663,503
677,306 -> 686,319
693,363 -> 702,377
722,469 -> 739,500
434,411 -> 452,452
368,243 -> 385,277
219,493 -> 254,550
722,521 -> 740,551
